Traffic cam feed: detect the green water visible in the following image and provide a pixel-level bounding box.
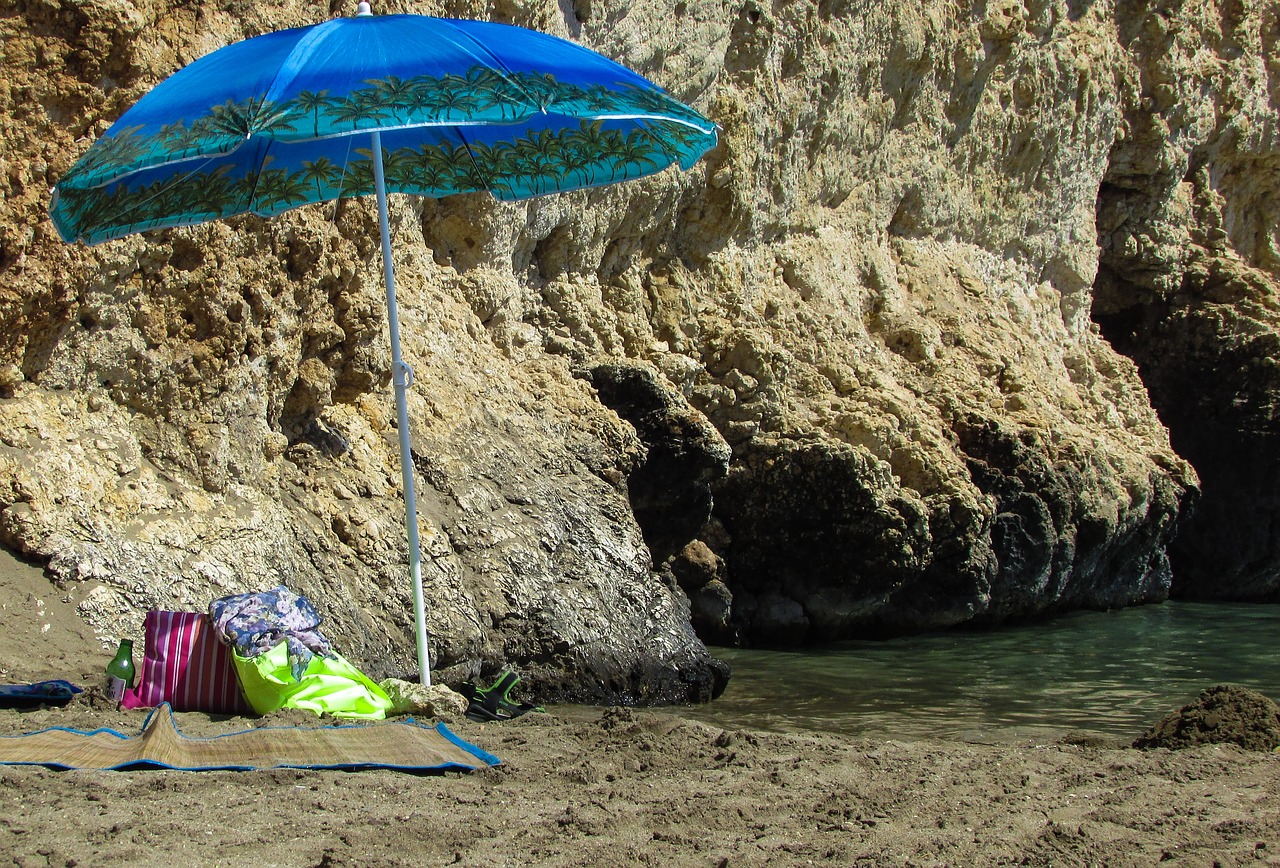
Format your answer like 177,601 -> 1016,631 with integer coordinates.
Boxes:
679,601 -> 1280,743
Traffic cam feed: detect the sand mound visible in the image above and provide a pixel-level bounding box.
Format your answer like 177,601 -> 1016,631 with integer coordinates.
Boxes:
1134,684 -> 1280,751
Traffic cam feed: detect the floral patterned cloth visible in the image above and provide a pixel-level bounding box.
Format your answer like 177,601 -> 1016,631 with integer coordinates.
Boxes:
209,585 -> 333,682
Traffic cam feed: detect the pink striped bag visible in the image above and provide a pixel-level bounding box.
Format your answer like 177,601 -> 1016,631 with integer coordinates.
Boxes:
121,611 -> 251,714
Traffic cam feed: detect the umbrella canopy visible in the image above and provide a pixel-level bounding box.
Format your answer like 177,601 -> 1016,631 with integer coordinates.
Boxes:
50,3 -> 718,686
49,8 -> 717,243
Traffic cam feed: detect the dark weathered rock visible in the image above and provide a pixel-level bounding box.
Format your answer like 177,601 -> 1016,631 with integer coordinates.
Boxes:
668,540 -> 736,645
713,437 -> 934,644
670,540 -> 723,593
1096,257 -> 1280,600
585,362 -> 731,564
713,421 -> 1191,645
951,414 -> 1187,620
687,579 -> 735,646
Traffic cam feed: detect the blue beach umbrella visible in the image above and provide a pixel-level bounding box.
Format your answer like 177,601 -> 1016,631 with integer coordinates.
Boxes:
50,1 -> 718,686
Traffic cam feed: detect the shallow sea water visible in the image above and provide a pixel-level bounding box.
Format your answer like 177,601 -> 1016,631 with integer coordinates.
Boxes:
675,601 -> 1280,743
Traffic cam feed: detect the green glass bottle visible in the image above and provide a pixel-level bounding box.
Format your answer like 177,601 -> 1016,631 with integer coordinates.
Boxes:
105,639 -> 135,702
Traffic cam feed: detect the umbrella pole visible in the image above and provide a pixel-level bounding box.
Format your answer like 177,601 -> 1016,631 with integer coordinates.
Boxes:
371,130 -> 432,687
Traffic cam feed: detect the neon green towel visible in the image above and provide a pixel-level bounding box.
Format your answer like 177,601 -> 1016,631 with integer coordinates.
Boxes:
232,642 -> 393,720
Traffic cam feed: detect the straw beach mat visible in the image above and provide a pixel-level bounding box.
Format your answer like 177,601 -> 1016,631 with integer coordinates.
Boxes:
0,704 -> 499,772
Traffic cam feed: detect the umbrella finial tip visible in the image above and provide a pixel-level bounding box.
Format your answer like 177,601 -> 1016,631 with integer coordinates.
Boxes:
355,1 -> 372,15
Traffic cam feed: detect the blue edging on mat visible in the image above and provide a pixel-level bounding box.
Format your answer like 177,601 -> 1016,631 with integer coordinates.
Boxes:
0,702 -> 501,771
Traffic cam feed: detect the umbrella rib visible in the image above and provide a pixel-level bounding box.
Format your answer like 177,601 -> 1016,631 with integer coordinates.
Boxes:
437,19 -> 549,113
451,125 -> 499,195
330,136 -> 357,223
240,140 -> 270,214
261,17 -> 345,108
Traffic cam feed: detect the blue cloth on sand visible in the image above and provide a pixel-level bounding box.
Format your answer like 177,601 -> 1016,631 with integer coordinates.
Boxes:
0,680 -> 82,708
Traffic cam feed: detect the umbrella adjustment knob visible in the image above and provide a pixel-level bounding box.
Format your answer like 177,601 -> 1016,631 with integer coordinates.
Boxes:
393,361 -> 415,388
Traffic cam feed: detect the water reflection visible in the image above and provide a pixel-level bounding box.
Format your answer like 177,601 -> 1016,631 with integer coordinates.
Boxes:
681,601 -> 1280,742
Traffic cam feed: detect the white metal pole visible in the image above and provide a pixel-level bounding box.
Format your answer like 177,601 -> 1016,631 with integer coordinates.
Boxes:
371,129 -> 432,687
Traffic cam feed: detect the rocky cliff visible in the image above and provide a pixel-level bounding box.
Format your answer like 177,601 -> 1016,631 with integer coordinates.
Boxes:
1,0 -> 1276,703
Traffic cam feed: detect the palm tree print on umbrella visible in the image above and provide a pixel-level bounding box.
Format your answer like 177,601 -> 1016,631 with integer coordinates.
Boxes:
54,88 -> 711,243
57,71 -> 707,193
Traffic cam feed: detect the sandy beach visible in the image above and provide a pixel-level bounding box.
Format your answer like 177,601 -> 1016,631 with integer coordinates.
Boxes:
2,550 -> 1279,867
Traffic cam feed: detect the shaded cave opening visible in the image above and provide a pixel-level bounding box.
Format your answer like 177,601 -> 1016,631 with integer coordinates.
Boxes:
1091,169 -> 1280,602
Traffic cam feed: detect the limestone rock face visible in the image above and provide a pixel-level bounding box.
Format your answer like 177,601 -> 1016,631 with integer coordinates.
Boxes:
0,0 -> 1274,699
